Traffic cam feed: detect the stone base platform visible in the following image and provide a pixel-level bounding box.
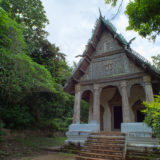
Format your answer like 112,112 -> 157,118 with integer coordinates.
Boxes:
121,122 -> 153,137
65,122 -> 100,145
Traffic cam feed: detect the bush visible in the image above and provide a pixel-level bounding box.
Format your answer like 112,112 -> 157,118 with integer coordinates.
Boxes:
40,119 -> 59,132
0,105 -> 34,130
143,95 -> 160,137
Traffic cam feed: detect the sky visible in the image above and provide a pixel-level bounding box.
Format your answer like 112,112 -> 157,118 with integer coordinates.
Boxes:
41,0 -> 160,66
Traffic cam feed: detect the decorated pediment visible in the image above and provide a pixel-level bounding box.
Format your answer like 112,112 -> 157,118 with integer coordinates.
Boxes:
80,52 -> 143,81
94,31 -> 122,56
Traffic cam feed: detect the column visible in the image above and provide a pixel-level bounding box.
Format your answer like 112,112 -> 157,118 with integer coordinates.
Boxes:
88,92 -> 93,123
120,81 -> 132,122
143,75 -> 154,102
92,84 -> 101,124
73,84 -> 81,124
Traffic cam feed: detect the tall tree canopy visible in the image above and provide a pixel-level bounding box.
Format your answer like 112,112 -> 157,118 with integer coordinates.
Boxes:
0,0 -> 72,85
0,0 -> 89,132
0,0 -> 49,56
105,0 -> 160,40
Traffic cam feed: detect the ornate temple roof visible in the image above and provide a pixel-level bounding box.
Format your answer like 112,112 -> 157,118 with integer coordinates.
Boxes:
64,16 -> 160,95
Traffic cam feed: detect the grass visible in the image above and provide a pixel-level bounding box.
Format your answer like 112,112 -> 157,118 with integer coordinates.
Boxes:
15,136 -> 66,149
0,136 -> 67,160
20,152 -> 76,160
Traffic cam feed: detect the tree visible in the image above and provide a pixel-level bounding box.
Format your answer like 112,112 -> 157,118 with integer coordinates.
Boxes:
0,8 -> 57,129
0,0 -> 49,56
151,54 -> 160,69
0,8 -> 26,54
105,0 -> 160,40
0,1 -> 76,132
33,39 -> 72,85
0,0 -> 72,86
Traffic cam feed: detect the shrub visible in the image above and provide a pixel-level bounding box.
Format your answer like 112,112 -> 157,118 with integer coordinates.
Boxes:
40,119 -> 59,132
143,95 -> 160,137
0,105 -> 34,130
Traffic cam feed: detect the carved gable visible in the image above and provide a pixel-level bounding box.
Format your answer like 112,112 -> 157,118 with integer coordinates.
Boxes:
94,31 -> 122,56
80,30 -> 143,81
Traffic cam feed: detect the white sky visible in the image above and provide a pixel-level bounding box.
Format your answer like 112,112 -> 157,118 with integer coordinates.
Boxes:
41,0 -> 160,66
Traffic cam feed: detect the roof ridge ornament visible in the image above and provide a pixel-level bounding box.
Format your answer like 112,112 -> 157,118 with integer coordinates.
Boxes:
99,8 -> 102,18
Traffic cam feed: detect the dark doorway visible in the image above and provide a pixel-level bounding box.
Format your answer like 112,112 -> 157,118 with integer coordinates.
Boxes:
137,110 -> 145,122
114,106 -> 123,130
100,106 -> 104,131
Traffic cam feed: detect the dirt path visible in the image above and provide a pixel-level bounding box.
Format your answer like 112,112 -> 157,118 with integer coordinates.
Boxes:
19,153 -> 76,160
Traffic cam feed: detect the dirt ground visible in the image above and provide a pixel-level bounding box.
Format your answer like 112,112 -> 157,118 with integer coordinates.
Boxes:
18,153 -> 76,160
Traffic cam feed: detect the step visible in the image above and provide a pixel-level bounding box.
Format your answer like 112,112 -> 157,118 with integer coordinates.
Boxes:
88,136 -> 125,140
83,145 -> 123,151
76,155 -> 123,160
76,155 -> 105,160
86,139 -> 125,144
91,131 -> 125,136
81,148 -> 123,154
85,142 -> 124,147
79,152 -> 105,159
79,152 -> 123,159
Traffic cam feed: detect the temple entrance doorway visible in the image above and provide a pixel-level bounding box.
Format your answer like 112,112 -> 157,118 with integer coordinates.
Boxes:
100,105 -> 104,131
113,106 -> 123,130
100,86 -> 122,132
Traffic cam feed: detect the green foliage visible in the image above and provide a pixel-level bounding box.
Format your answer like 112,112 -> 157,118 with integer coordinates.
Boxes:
0,106 -> 34,130
41,118 -> 73,133
15,136 -> 67,149
152,54 -> 160,69
0,0 -> 49,56
104,0 -> 160,40
0,8 -> 26,54
0,49 -> 54,105
125,0 -> 160,40
143,95 -> 160,137
40,119 -> 59,133
37,41 -> 72,85
105,0 -> 118,6
0,1 -> 74,132
0,49 -> 72,129
0,136 -> 67,159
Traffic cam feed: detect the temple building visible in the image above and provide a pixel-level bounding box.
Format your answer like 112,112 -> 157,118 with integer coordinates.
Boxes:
64,15 -> 160,145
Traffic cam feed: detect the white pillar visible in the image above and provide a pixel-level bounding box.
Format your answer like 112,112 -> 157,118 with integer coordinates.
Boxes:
88,92 -> 93,123
93,84 -> 101,124
120,81 -> 132,122
73,84 -> 81,124
143,75 -> 154,102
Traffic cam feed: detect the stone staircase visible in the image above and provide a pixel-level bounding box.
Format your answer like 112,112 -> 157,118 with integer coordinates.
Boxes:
76,132 -> 126,160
